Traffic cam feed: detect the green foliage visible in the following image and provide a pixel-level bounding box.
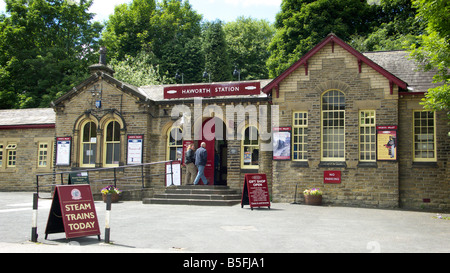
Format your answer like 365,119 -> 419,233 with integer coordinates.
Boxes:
109,51 -> 168,87
102,0 -> 203,84
350,0 -> 426,52
224,16 -> 275,80
201,20 -> 232,82
409,0 -> 450,119
267,0 -> 376,77
0,0 -> 103,109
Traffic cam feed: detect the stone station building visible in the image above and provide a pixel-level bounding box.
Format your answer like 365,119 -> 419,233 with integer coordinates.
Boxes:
0,34 -> 448,210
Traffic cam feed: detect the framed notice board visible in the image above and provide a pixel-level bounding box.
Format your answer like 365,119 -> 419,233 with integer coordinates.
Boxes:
241,174 -> 271,210
273,127 -> 292,161
56,137 -> 71,166
377,126 -> 398,161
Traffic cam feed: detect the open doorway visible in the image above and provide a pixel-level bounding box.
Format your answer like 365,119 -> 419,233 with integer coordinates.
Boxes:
198,118 -> 228,185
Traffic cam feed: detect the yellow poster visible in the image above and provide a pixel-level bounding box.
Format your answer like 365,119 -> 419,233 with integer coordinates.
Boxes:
377,126 -> 397,161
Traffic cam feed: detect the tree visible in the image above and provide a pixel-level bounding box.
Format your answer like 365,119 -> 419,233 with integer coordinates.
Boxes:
109,50 -> 168,87
267,0 -> 376,77
0,0 -> 102,109
202,20 -> 232,82
101,0 -> 203,84
410,0 -> 450,119
349,0 -> 426,52
224,16 -> 275,81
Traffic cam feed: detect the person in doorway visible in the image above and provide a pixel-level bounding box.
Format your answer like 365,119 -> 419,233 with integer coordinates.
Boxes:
184,144 -> 197,185
194,142 -> 208,185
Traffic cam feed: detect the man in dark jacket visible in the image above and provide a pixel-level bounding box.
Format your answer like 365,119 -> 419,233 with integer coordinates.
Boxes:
184,144 -> 197,185
193,142 -> 208,185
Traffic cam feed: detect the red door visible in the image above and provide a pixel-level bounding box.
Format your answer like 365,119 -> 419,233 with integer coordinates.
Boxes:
198,118 -> 215,185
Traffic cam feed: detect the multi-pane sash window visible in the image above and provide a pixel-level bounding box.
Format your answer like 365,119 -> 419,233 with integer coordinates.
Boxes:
168,127 -> 183,161
359,111 -> 376,162
413,111 -> 436,162
242,126 -> 259,168
38,143 -> 49,167
6,144 -> 17,167
81,121 -> 97,167
105,121 -> 121,166
293,112 -> 308,161
321,90 -> 345,161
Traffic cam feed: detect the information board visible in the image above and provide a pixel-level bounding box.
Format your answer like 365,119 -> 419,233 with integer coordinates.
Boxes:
165,161 -> 181,187
45,185 -> 100,240
241,174 -> 271,210
69,172 -> 89,185
56,137 -> 71,166
127,135 -> 144,165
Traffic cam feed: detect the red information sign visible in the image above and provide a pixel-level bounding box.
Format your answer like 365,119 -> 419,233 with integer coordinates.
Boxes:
164,82 -> 261,99
45,185 -> 100,240
241,174 -> 271,210
324,171 -> 341,184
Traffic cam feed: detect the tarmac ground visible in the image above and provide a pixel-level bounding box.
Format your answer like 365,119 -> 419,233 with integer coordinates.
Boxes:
0,192 -> 449,254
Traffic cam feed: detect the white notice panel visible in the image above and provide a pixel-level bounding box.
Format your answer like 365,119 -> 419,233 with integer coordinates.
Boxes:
56,137 -> 71,166
166,161 -> 181,187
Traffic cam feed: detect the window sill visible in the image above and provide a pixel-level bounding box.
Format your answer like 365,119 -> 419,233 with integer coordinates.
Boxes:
357,162 -> 378,168
240,168 -> 259,174
412,162 -> 438,168
291,161 -> 309,168
319,161 -> 347,168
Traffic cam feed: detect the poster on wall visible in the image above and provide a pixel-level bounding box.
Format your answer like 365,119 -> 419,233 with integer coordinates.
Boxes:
56,137 -> 71,166
377,126 -> 398,161
127,135 -> 143,165
273,127 -> 292,160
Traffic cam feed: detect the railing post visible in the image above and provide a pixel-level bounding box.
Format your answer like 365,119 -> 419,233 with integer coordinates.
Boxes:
105,193 -> 112,244
31,193 -> 38,243
113,168 -> 117,188
36,175 -> 39,198
170,161 -> 174,187
141,164 -> 145,189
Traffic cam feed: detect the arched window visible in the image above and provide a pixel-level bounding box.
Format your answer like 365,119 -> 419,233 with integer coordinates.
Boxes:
241,125 -> 259,168
167,127 -> 183,161
80,121 -> 97,167
321,90 -> 345,161
104,121 -> 121,167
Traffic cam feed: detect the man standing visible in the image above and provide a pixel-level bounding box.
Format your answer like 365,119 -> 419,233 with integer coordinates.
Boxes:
194,142 -> 208,185
184,144 -> 197,185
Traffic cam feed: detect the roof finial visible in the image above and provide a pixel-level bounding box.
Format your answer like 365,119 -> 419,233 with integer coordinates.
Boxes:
99,47 -> 107,65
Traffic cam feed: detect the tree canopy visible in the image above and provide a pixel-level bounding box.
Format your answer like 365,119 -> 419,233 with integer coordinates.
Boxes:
0,0 -> 102,109
0,0 -> 447,111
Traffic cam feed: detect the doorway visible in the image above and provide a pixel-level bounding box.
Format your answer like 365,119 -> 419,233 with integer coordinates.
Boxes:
198,118 -> 227,185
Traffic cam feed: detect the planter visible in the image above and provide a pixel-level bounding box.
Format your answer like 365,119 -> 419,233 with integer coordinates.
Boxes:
304,195 -> 322,206
102,193 -> 120,203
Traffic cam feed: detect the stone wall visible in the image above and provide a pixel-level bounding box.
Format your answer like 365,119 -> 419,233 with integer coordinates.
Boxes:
271,43 -> 400,208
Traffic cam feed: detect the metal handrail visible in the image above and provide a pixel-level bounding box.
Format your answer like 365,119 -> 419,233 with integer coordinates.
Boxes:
36,160 -> 175,197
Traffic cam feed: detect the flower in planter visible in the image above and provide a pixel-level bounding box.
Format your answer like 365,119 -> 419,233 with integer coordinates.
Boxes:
101,185 -> 122,195
303,188 -> 323,196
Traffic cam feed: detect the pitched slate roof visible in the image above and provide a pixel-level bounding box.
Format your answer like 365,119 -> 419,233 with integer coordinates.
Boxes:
362,51 -> 441,93
262,33 -> 408,94
0,108 -> 55,128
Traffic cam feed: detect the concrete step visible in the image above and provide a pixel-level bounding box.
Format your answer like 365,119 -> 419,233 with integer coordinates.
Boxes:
143,185 -> 241,206
142,198 -> 241,206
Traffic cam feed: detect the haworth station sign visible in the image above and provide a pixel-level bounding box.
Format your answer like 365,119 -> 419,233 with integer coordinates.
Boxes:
164,82 -> 261,99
